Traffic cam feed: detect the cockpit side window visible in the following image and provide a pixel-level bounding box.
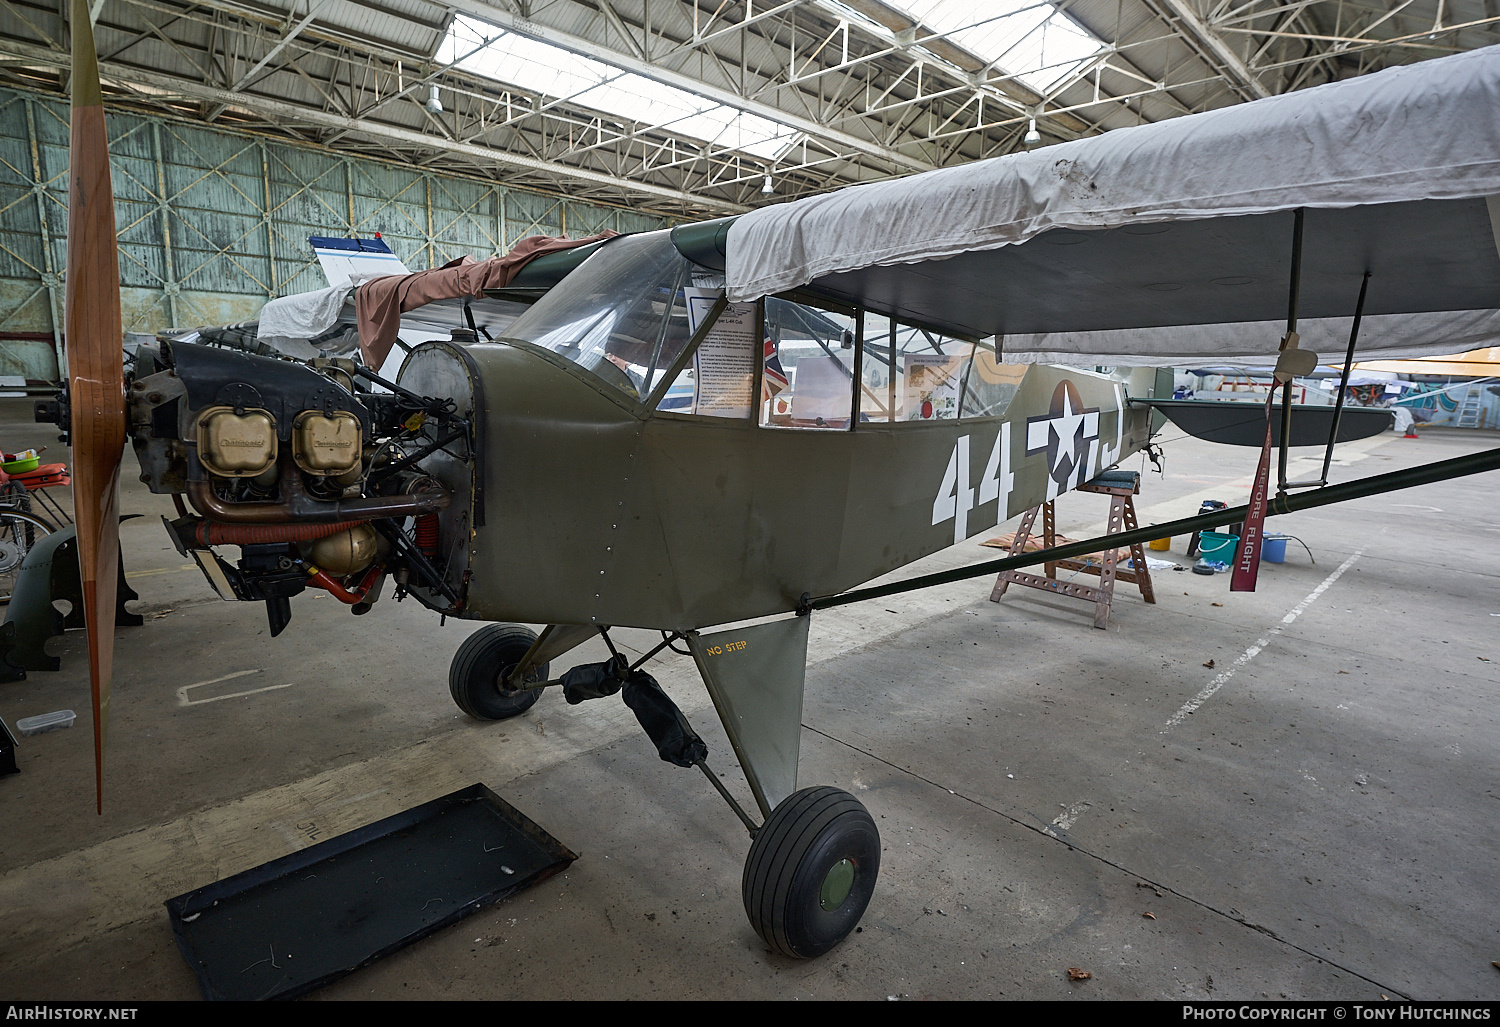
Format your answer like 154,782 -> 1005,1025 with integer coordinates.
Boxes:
961,341 -> 1028,420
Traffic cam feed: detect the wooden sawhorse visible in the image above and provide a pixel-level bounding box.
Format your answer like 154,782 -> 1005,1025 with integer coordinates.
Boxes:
988,470 -> 1156,629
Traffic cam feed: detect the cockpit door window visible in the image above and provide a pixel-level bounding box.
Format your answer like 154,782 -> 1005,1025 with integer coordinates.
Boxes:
860,317 -> 975,422
760,297 -> 857,430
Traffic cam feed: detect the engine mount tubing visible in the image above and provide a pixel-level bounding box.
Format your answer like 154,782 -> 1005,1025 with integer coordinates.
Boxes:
186,451 -> 451,524
307,564 -> 381,604
193,520 -> 362,545
807,445 -> 1500,612
370,426 -> 469,483
369,518 -> 459,604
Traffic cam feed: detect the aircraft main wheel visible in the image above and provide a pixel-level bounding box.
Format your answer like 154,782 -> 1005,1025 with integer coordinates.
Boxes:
742,786 -> 880,958
449,624 -> 546,721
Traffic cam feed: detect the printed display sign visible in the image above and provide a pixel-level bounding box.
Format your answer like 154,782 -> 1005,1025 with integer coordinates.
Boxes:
685,288 -> 757,418
790,355 -> 853,424
904,353 -> 964,420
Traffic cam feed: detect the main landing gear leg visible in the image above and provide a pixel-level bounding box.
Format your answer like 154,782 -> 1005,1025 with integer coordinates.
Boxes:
688,616 -> 880,958
452,618 -> 881,957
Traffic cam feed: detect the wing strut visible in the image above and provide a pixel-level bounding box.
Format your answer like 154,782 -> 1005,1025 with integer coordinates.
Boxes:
804,445 -> 1500,614
1274,208 -> 1307,495
66,0 -> 127,814
1317,272 -> 1371,486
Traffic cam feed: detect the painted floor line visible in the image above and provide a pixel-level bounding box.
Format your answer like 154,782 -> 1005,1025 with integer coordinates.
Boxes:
1162,550 -> 1363,731
176,669 -> 292,706
181,682 -> 294,706
130,563 -> 197,577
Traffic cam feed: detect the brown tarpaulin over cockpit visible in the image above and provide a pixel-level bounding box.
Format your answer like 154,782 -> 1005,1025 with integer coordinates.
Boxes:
355,231 -> 618,367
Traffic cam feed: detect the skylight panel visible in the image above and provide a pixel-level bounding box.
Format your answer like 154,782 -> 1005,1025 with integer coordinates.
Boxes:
826,0 -> 1104,95
437,17 -> 798,161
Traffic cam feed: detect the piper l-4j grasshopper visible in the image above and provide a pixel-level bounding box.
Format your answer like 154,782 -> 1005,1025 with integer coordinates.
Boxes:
116,226 -> 1160,958
59,7 -> 1500,960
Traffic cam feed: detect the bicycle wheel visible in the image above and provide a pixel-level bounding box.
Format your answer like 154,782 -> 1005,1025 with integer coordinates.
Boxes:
0,509 -> 54,604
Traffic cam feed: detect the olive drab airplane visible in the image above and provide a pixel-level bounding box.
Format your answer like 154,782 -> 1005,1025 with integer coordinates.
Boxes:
114,226 -> 1161,957
56,10 -> 1500,961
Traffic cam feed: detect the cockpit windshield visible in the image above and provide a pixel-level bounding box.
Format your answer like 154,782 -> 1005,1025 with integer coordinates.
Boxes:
498,230 -> 707,400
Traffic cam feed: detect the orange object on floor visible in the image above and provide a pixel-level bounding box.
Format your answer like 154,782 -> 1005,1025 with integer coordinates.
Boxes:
11,463 -> 70,489
3,460 -> 72,524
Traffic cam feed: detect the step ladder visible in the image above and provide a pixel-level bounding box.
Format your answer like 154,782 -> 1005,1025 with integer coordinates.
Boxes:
1456,386 -> 1482,429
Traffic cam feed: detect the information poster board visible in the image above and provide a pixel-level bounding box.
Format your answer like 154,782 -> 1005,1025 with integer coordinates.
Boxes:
685,288 -> 758,418
904,353 -> 964,420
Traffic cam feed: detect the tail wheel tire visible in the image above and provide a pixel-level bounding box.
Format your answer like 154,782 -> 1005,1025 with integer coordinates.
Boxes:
743,786 -> 880,958
449,623 -> 546,721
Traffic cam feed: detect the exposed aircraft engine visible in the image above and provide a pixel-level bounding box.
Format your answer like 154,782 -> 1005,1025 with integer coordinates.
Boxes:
106,339 -> 472,635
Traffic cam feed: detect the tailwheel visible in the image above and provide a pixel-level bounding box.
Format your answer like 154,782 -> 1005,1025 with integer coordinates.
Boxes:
449,623 -> 546,721
743,786 -> 880,958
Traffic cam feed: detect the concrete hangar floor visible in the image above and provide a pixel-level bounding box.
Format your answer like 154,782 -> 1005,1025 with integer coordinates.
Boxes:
0,395 -> 1496,1001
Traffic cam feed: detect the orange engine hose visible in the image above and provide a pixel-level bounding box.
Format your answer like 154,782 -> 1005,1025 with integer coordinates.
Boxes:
414,513 -> 439,556
307,564 -> 382,605
194,520 -> 363,545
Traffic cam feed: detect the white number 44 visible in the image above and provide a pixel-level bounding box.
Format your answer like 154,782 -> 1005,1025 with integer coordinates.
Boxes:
932,424 -> 1012,545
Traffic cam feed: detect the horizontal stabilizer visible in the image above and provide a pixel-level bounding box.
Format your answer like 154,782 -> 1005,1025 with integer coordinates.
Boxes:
1132,398 -> 1390,448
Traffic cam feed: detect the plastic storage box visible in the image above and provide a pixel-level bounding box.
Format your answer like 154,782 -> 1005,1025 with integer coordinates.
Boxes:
16,710 -> 75,736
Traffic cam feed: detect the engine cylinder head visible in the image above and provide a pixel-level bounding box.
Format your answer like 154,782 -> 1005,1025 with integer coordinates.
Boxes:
196,405 -> 277,477
292,410 -> 362,476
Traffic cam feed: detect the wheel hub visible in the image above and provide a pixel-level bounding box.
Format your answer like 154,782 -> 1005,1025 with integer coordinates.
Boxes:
495,661 -> 537,694
0,539 -> 23,573
819,858 -> 855,912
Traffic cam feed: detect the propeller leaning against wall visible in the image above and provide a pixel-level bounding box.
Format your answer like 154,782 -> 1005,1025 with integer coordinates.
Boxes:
66,0 -> 127,814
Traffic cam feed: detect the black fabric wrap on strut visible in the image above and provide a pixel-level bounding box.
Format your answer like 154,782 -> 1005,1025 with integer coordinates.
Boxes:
621,671 -> 708,768
560,661 -> 624,705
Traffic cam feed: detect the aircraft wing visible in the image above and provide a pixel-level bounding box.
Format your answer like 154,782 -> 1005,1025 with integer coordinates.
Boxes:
724,47 -> 1500,367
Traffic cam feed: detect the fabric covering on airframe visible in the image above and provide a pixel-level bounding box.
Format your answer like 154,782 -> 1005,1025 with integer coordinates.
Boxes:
355,231 -> 618,367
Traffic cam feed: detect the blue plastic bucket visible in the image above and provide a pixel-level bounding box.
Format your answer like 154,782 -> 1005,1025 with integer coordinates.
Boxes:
1198,531 -> 1239,564
1261,534 -> 1287,564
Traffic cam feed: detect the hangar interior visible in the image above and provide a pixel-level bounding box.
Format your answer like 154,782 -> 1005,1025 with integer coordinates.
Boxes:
0,0 -> 1498,1002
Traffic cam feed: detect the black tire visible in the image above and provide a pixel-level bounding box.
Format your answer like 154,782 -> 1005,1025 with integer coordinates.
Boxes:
0,509 -> 52,604
743,786 -> 881,958
448,623 -> 546,720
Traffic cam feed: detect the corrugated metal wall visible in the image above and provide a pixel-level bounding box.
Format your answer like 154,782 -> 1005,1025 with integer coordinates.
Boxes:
0,87 -> 669,379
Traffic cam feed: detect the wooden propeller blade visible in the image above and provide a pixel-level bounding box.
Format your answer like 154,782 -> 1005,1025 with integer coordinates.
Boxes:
65,0 -> 126,815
